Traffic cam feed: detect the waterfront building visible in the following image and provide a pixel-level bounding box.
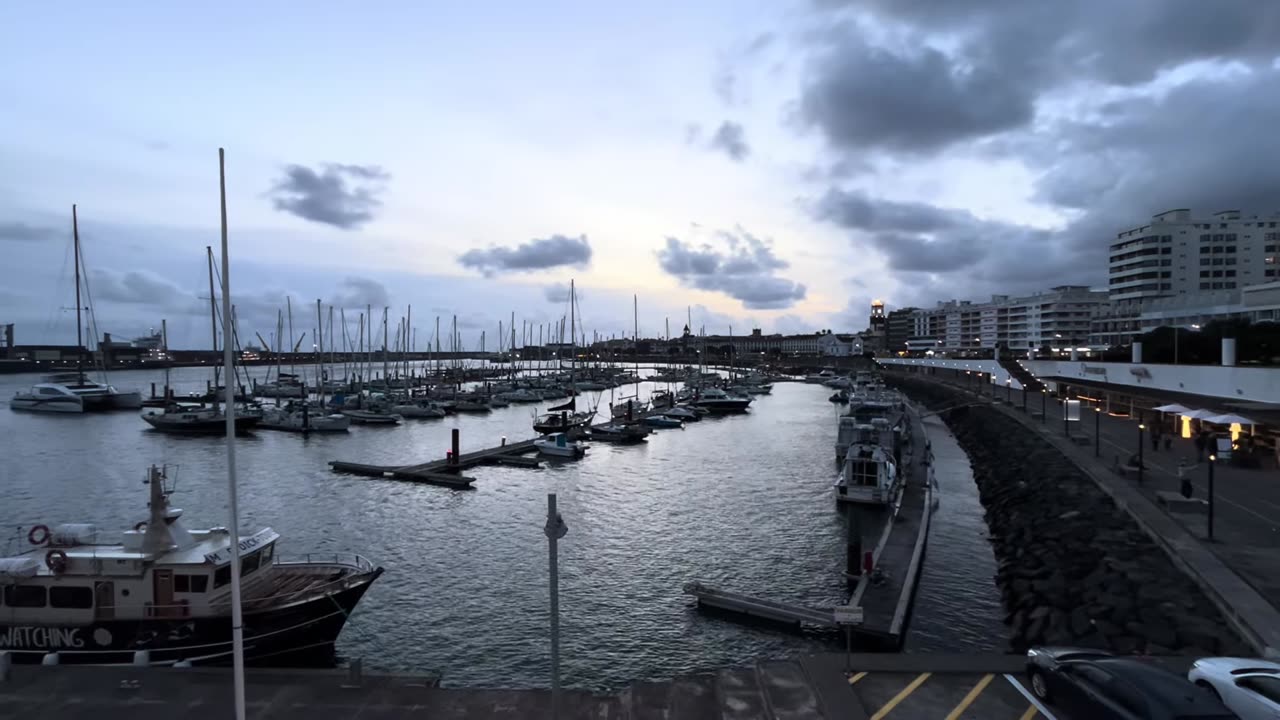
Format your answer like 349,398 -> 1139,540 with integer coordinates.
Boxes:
895,286 -> 1108,356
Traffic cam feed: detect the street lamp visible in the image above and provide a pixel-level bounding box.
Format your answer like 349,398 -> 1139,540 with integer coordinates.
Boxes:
1137,424 -> 1146,485
1207,454 -> 1216,540
1040,388 -> 1046,423
1094,407 -> 1101,457
1006,377 -> 1012,403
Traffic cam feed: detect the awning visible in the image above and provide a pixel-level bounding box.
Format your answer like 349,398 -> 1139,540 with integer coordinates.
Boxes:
1203,413 -> 1259,425
1181,409 -> 1220,420
1153,403 -> 1193,413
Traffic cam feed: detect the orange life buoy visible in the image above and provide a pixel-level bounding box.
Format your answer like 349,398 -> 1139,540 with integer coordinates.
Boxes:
46,549 -> 69,573
134,521 -> 148,532
28,524 -> 50,545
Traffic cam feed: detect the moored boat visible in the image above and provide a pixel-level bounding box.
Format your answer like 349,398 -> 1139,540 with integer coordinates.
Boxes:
534,432 -> 587,458
690,387 -> 752,414
0,465 -> 382,666
642,414 -> 683,429
142,403 -> 263,434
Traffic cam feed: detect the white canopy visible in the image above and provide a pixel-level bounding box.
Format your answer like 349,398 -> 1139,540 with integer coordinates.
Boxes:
1204,413 -> 1258,425
1180,409 -> 1220,420
0,557 -> 40,579
1153,403 -> 1194,413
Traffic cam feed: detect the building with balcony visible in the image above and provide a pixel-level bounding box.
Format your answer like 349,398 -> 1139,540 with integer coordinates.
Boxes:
899,286 -> 1109,356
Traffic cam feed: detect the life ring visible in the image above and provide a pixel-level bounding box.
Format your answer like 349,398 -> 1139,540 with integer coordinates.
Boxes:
46,549 -> 69,573
134,521 -> 148,532
28,524 -> 50,545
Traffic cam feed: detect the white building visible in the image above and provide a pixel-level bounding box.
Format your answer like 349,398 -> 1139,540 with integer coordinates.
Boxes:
904,286 -> 1109,355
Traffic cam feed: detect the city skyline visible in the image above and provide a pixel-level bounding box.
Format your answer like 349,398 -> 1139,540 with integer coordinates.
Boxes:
4,1 -> 1279,348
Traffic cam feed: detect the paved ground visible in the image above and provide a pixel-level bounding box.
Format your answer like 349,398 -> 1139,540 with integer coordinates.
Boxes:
0,654 -> 1115,719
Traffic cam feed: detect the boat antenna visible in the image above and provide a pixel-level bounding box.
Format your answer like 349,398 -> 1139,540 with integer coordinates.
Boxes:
218,148 -> 247,720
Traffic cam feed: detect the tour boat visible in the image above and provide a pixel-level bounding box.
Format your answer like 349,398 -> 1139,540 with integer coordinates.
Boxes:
534,432 -> 587,458
142,403 -> 263,434
690,387 -> 752,414
835,444 -> 900,506
0,465 -> 382,666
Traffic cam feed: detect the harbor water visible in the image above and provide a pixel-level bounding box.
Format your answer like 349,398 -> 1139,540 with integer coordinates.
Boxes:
0,365 -> 1004,689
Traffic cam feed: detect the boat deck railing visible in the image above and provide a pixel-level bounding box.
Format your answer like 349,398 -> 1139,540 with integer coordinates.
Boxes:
276,552 -> 377,574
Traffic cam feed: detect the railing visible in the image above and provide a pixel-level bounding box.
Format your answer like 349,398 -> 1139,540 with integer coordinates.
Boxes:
275,552 -> 377,573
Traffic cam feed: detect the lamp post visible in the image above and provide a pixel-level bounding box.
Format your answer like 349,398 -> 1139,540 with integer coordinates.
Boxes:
1137,424 -> 1146,485
1021,382 -> 1027,412
1094,407 -> 1101,458
1040,389 -> 1046,424
1063,394 -> 1070,436
1207,454 -> 1216,540
1006,377 -> 1012,403
544,494 -> 569,719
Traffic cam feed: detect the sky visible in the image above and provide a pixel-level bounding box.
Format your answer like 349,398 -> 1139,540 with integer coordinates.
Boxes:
3,1 -> 1280,349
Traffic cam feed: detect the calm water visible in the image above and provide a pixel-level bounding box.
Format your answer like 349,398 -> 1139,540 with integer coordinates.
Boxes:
0,364 -> 1003,689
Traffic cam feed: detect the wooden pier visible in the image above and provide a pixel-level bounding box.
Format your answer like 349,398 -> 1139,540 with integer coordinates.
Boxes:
329,429 -> 542,488
682,582 -> 836,628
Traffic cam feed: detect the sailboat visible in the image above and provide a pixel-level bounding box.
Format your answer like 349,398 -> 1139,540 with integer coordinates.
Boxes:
142,247 -> 263,434
609,295 -> 648,420
532,280 -> 597,435
9,206 -> 142,413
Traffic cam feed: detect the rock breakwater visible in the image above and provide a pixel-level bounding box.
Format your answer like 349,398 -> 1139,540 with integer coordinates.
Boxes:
890,375 -> 1249,656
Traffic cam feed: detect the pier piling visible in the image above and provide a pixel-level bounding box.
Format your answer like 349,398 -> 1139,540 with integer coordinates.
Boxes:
451,429 -> 460,467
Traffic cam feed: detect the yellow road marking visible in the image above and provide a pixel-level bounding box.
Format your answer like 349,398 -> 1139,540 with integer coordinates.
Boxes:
943,674 -> 993,720
847,671 -> 867,685
1018,704 -> 1039,720
869,672 -> 931,720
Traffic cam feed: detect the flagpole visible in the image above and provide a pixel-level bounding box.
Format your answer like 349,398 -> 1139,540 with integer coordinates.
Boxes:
219,147 -> 247,720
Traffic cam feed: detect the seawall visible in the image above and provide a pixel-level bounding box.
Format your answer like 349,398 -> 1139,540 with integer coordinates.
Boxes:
886,375 -> 1251,656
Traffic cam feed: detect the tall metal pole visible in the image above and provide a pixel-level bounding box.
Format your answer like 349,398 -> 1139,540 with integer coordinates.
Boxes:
544,494 -> 568,720
207,247 -> 221,394
1095,408 -> 1101,458
1041,390 -> 1046,424
218,148 -> 247,720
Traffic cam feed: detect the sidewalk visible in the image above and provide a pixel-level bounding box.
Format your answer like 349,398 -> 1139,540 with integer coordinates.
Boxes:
916,373 -> 1280,658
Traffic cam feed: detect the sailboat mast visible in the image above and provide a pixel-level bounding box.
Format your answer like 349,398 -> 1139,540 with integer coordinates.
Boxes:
286,296 -> 296,379
569,280 -> 575,382
217,147 -> 248,720
71,205 -> 85,380
632,295 -> 639,398
315,299 -> 324,405
207,246 -> 220,395
382,307 -> 390,386
162,318 -> 170,395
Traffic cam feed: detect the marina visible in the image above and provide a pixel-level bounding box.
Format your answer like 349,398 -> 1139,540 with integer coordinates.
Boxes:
0,362 -> 1007,689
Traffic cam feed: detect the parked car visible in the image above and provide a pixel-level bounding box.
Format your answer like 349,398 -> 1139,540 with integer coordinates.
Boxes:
1189,657 -> 1280,720
1026,647 -> 1239,719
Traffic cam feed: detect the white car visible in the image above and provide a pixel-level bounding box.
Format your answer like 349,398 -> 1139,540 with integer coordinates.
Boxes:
1188,657 -> 1280,720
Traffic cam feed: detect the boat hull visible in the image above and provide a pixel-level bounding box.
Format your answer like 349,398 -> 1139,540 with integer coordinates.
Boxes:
692,400 -> 752,414
9,396 -> 84,413
0,568 -> 382,667
143,414 -> 262,434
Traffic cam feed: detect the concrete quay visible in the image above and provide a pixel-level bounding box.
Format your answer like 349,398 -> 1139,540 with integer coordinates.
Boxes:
888,365 -> 1280,659
0,653 -> 1109,719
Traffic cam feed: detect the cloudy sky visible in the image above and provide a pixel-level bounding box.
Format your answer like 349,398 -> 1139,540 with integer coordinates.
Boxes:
4,1 -> 1279,349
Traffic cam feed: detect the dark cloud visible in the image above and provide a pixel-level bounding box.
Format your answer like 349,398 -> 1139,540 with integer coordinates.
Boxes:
544,283 -> 571,303
88,269 -> 200,311
457,234 -> 592,276
795,1 -> 1280,157
708,121 -> 750,161
657,229 -> 806,309
268,163 -> 389,230
0,222 -> 59,242
328,277 -> 390,309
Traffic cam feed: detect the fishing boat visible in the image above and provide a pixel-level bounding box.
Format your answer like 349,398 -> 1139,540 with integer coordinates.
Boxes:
642,414 -> 683,429
691,387 -> 752,414
0,464 -> 381,666
258,404 -> 350,433
534,432 -> 587,458
835,444 -> 900,506
143,403 -> 263,434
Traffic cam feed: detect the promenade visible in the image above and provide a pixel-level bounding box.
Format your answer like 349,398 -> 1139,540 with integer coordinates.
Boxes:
910,368 -> 1280,658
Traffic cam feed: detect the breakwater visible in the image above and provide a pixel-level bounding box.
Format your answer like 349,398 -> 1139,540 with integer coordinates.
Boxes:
887,375 -> 1250,656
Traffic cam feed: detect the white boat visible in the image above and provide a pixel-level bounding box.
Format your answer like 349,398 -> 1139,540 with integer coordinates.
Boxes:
143,403 -> 264,434
341,408 -> 402,425
390,400 -> 446,418
691,387 -> 752,414
9,383 -> 85,413
259,405 -> 351,432
534,432 -> 587,458
11,372 -> 142,413
0,464 -> 381,665
805,368 -> 836,384
835,444 -> 900,506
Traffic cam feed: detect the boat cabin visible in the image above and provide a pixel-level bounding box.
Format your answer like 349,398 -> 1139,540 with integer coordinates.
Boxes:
836,444 -> 899,506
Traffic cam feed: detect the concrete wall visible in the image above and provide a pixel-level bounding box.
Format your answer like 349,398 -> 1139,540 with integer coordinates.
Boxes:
878,357 -> 1280,403
876,358 -> 1026,390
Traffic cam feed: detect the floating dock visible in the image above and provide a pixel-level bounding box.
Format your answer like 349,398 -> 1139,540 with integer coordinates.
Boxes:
329,430 -> 542,488
686,401 -> 934,650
